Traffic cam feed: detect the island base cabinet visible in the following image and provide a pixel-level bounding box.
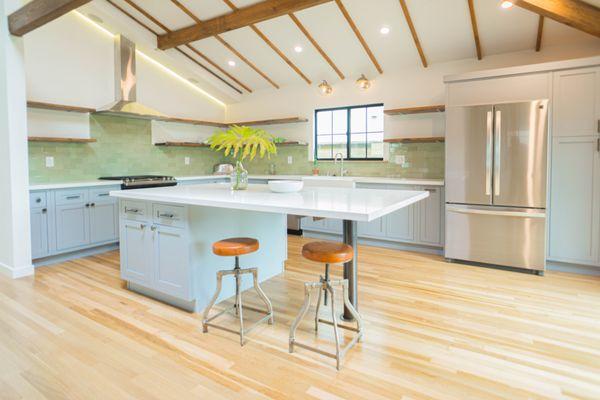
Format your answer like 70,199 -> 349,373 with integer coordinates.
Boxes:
418,187 -> 444,246
153,226 -> 191,300
120,221 -> 152,285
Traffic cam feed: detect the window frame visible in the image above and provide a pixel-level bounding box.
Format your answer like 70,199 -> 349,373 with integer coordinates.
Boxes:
314,103 -> 384,161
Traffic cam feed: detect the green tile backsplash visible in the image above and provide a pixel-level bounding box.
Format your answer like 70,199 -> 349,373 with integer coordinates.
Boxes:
28,115 -> 444,183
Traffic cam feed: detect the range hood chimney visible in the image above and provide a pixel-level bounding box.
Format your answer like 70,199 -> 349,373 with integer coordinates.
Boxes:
96,35 -> 167,119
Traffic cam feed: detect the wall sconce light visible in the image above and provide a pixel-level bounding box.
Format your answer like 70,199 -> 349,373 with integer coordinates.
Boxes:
356,74 -> 371,90
318,80 -> 333,95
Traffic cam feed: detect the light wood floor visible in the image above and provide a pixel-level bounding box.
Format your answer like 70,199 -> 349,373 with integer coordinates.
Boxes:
1,236 -> 599,399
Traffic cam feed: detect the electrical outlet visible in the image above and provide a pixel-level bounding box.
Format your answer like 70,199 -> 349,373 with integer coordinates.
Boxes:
184,156 -> 190,165
45,156 -> 54,168
394,155 -> 405,165
287,156 -> 293,164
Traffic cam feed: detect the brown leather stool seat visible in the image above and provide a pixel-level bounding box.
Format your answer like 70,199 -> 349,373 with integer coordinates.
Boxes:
212,237 -> 259,257
302,241 -> 353,264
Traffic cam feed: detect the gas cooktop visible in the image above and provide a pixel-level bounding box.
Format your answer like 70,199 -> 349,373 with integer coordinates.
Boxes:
99,175 -> 177,190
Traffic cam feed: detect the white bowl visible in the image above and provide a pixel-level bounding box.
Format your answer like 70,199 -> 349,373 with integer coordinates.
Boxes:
268,180 -> 303,193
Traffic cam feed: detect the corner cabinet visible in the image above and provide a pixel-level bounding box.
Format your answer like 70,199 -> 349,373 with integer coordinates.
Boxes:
29,191 -> 50,259
302,183 -> 445,249
119,200 -> 192,301
548,67 -> 600,267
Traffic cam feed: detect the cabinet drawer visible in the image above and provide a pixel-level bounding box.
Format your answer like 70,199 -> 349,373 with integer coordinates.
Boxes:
55,189 -> 88,205
121,200 -> 148,221
90,187 -> 119,202
153,204 -> 186,228
30,191 -> 47,208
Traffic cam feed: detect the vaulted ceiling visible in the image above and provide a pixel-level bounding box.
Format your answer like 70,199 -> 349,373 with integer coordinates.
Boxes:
77,0 -> 600,95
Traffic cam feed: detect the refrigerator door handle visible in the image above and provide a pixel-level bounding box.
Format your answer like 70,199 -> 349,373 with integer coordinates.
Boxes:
493,110 -> 502,196
485,111 -> 493,196
446,205 -> 546,218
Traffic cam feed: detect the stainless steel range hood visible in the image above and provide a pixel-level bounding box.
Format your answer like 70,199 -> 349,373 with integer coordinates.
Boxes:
96,35 -> 167,120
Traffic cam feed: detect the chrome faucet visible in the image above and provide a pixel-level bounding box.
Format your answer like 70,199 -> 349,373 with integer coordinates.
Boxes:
334,152 -> 347,177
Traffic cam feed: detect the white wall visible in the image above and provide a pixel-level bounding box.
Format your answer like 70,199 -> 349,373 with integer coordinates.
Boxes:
23,12 -> 227,125
226,42 -> 600,150
0,0 -> 33,278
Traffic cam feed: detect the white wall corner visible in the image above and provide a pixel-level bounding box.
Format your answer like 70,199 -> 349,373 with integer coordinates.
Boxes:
0,261 -> 34,279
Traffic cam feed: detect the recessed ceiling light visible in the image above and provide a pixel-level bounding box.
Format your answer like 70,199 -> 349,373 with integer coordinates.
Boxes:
380,26 -> 390,35
294,45 -> 303,53
228,60 -> 236,67
500,1 -> 513,9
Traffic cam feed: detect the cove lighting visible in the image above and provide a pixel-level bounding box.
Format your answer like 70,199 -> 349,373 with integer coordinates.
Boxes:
72,11 -> 226,108
500,1 -> 513,9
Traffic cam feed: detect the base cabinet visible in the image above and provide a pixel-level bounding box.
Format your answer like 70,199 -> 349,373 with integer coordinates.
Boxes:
30,206 -> 49,259
302,184 -> 444,248
55,203 -> 90,251
120,201 -> 192,301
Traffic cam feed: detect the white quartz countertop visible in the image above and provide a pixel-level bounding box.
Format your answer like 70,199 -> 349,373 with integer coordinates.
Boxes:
30,175 -> 443,191
110,183 -> 429,222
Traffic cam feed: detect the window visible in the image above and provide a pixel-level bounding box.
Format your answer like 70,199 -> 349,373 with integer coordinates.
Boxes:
315,103 -> 384,160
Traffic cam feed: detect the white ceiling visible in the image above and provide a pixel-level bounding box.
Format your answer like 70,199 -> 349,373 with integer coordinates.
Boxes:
97,0 -> 599,95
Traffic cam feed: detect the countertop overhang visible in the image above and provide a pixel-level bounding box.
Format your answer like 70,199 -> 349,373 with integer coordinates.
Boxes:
110,183 -> 429,222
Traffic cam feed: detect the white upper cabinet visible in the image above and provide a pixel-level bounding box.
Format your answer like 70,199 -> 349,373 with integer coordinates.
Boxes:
552,67 -> 600,137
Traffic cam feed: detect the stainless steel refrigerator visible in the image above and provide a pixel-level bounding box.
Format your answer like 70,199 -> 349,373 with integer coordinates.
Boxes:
445,100 -> 549,273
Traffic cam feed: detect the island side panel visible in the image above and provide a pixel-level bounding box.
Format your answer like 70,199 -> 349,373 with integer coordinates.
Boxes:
189,206 -> 287,313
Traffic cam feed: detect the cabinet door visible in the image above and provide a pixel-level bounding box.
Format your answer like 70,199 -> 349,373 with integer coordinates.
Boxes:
358,217 -> 386,238
386,186 -> 417,243
553,68 -> 600,137
30,207 -> 49,259
120,220 -> 152,284
153,226 -> 191,300
90,202 -> 118,244
302,216 -> 328,231
549,136 -> 600,265
55,203 -> 89,251
418,187 -> 444,246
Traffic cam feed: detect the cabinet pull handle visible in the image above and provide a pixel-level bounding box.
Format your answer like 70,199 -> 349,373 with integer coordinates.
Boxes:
125,207 -> 140,214
91,203 -> 96,207
424,188 -> 437,192
158,212 -> 175,219
140,223 -> 146,229
150,225 -> 157,232
98,193 -> 109,197
66,195 -> 81,200
85,203 -> 90,208
42,208 -> 47,213
597,138 -> 600,153
36,198 -> 42,203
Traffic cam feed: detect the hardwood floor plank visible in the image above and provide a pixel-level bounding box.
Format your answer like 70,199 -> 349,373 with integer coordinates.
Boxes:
0,236 -> 598,399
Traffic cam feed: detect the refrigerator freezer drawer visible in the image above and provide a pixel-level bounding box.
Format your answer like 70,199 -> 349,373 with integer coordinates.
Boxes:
445,205 -> 546,271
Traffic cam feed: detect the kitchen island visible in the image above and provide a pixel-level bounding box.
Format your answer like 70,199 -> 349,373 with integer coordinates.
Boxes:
111,183 -> 428,316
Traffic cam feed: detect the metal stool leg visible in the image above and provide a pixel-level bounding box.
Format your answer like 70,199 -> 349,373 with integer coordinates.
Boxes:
328,284 -> 342,370
235,270 -> 245,346
314,284 -> 323,332
202,270 -> 224,333
323,263 -> 330,305
289,282 -> 314,353
252,268 -> 274,325
341,279 -> 363,342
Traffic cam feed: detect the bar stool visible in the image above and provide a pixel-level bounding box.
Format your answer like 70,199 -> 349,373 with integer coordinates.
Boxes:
202,237 -> 274,346
289,241 -> 363,370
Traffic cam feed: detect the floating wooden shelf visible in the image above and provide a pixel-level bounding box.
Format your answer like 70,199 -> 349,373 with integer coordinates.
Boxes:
230,117 -> 308,126
384,137 -> 445,143
275,141 -> 308,146
28,137 -> 97,143
154,142 -> 210,148
27,101 -> 96,113
384,105 -> 445,116
152,115 -> 227,128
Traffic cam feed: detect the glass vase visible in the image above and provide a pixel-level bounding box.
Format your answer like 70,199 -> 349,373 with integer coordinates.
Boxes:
230,161 -> 248,190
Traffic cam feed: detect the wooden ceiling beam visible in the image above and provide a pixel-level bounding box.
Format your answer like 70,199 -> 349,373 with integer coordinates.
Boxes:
514,0 -> 600,38
289,13 -> 345,80
398,0 -> 427,68
535,15 -> 544,52
467,0 -> 482,60
334,0 -> 383,74
222,0 -> 312,85
113,0 -> 249,93
9,0 -> 92,36
170,0 -> 278,90
158,0 -> 332,50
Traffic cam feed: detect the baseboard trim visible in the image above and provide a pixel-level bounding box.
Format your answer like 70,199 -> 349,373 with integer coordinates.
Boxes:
0,261 -> 35,279
547,261 -> 600,276
33,243 -> 119,268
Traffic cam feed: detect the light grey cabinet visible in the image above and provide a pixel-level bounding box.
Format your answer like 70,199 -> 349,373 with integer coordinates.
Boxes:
89,202 -> 118,243
549,136 -> 600,266
301,183 -> 444,249
55,203 -> 90,251
153,225 -> 191,300
120,200 -> 192,301
120,220 -> 152,285
30,206 -> 49,259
